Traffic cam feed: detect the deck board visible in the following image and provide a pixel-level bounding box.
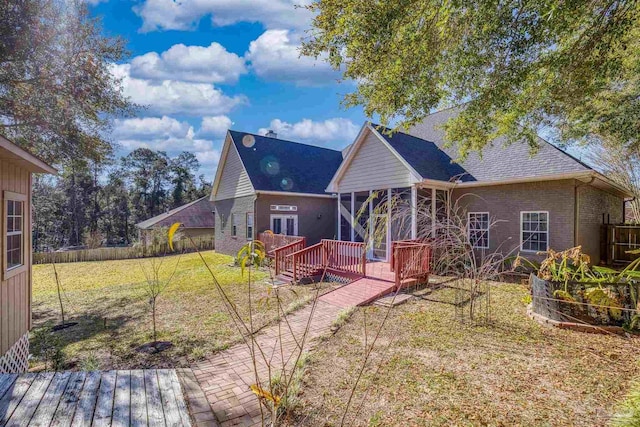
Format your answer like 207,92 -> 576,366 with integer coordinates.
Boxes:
0,370 -> 191,427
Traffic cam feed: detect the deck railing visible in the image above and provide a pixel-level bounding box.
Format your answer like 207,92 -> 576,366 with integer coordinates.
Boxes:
321,239 -> 366,276
389,239 -> 421,272
288,239 -> 367,283
273,238 -> 306,276
392,241 -> 432,289
257,232 -> 305,255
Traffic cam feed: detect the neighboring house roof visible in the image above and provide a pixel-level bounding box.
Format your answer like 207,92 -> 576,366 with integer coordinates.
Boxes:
136,197 -> 215,230
0,134 -> 56,174
371,123 -> 475,182
408,107 -> 591,182
227,130 -> 344,195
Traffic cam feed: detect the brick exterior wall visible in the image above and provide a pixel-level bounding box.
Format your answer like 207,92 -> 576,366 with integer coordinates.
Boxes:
453,179 -> 625,263
577,185 -> 624,264
255,194 -> 337,245
214,195 -> 256,256
453,180 -> 577,261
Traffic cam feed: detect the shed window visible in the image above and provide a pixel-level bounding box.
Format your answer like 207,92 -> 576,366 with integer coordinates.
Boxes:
468,212 -> 489,249
4,192 -> 26,275
246,213 -> 254,240
521,211 -> 549,252
231,213 -> 238,237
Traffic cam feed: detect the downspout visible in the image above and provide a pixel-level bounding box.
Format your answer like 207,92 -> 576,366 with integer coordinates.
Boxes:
574,177 -> 595,247
253,195 -> 258,240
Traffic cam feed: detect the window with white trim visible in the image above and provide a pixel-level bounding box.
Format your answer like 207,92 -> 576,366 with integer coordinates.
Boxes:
468,212 -> 489,249
246,213 -> 254,240
231,213 -> 238,237
521,211 -> 549,252
5,194 -> 25,272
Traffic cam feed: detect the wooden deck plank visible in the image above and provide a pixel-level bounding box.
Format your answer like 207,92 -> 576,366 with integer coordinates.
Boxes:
156,370 -> 182,427
0,373 -> 37,425
167,371 -> 191,427
50,371 -> 86,427
71,371 -> 101,427
91,371 -> 116,427
144,370 -> 165,427
29,372 -> 72,427
5,372 -> 55,427
0,375 -> 18,402
130,370 -> 147,427
111,371 -> 131,427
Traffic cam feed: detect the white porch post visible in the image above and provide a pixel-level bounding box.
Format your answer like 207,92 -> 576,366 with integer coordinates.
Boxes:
411,186 -> 417,239
350,192 -> 355,242
431,187 -> 437,237
337,192 -> 341,241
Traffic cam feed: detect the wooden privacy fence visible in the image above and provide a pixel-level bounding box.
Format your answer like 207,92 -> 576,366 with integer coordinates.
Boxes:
257,232 -> 304,255
33,237 -> 214,264
601,224 -> 640,265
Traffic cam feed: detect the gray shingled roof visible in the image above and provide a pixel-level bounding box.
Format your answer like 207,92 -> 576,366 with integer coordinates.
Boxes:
136,197 -> 215,230
229,130 -> 344,195
408,107 -> 591,182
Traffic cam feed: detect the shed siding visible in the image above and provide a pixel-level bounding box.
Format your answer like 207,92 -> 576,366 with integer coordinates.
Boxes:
0,158 -> 31,356
215,143 -> 254,201
255,194 -> 336,246
337,131 -> 415,193
577,185 -> 624,264
452,180 -> 577,261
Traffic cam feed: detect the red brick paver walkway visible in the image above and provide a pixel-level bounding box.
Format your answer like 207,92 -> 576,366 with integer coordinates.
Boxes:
191,300 -> 342,426
190,262 -> 400,426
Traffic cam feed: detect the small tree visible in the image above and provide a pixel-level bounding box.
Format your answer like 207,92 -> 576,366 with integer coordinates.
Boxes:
139,254 -> 181,345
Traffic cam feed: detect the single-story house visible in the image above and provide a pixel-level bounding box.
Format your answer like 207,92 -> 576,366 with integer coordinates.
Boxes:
211,130 -> 343,256
0,134 -> 56,373
212,109 -> 631,264
135,196 -> 215,245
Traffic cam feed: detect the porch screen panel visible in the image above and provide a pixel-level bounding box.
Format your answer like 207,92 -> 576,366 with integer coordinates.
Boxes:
340,193 -> 352,241
390,188 -> 411,241
353,191 -> 369,242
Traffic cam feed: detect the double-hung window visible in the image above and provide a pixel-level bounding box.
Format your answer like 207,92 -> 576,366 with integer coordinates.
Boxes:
246,213 -> 254,240
468,212 -> 490,249
521,211 -> 549,252
231,213 -> 238,237
4,192 -> 26,276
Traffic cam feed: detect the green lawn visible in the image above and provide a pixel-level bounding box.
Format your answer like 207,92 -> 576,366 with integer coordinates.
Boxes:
31,251 -> 318,371
289,280 -> 640,427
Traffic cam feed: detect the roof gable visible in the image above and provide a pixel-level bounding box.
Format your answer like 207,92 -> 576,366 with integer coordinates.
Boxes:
229,130 -> 343,195
408,107 -> 591,182
211,133 -> 255,201
136,197 -> 215,229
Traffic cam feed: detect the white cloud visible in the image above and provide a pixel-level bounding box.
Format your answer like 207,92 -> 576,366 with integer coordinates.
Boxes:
112,64 -> 246,116
134,0 -> 313,33
246,30 -> 339,86
129,43 -> 246,84
113,116 -> 222,174
199,115 -> 232,137
258,118 -> 359,148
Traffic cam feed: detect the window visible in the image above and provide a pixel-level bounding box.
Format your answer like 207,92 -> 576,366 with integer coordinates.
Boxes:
231,213 -> 238,237
521,211 -> 549,252
468,212 -> 490,249
246,213 -> 254,240
4,192 -> 26,275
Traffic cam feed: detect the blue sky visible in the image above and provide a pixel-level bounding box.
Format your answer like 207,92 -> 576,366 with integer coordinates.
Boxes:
90,0 -> 368,179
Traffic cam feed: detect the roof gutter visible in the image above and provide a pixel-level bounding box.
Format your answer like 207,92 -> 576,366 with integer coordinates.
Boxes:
255,190 -> 336,199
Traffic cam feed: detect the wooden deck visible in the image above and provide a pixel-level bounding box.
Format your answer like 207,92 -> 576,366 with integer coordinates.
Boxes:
0,369 -> 192,426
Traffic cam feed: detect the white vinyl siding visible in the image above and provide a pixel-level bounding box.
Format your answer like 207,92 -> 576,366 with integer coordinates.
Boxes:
214,142 -> 254,201
337,131 -> 416,193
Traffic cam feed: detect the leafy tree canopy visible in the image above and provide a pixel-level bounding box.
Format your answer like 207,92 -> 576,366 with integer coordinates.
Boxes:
302,1 -> 640,157
0,0 -> 134,164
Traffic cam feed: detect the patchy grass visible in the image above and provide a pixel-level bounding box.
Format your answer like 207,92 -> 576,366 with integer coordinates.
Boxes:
290,281 -> 640,426
31,251 -> 321,371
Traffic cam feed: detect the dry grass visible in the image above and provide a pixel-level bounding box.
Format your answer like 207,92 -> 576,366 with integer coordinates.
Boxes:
290,280 -> 640,426
31,251 -> 320,371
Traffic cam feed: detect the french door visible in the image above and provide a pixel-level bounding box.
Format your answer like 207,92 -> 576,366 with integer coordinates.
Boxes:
271,214 -> 298,236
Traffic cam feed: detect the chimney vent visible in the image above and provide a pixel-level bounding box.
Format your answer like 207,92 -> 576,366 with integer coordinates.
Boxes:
265,130 -> 277,138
